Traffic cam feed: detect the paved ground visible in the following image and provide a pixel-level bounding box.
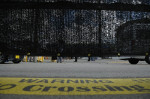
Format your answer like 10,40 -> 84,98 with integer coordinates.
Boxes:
1,94 -> 150,99
0,59 -> 150,78
0,59 -> 150,99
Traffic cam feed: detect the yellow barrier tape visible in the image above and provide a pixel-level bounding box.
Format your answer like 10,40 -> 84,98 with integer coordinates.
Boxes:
0,77 -> 150,95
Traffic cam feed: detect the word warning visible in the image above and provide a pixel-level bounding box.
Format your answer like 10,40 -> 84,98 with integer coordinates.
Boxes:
0,77 -> 150,95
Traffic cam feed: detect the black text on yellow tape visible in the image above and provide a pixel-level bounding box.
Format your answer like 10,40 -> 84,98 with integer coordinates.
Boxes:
0,77 -> 150,95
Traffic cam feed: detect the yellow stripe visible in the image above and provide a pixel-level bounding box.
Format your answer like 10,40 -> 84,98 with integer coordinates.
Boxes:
0,77 -> 150,95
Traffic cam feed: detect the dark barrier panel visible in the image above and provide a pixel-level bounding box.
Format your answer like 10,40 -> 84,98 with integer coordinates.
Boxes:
116,19 -> 150,55
0,0 -> 150,57
0,9 -> 101,56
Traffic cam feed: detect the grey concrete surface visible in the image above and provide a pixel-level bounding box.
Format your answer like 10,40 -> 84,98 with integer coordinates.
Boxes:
0,59 -> 150,78
0,94 -> 150,99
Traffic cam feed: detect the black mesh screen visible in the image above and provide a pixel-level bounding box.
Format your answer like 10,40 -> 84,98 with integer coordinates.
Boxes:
0,1 -> 150,57
0,9 -> 101,56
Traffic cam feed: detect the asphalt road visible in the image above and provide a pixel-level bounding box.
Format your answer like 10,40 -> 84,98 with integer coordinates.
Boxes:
0,59 -> 150,99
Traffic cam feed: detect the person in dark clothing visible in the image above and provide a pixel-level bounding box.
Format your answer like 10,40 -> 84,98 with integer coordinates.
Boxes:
74,56 -> 78,62
56,39 -> 64,63
88,53 -> 91,61
57,53 -> 62,63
